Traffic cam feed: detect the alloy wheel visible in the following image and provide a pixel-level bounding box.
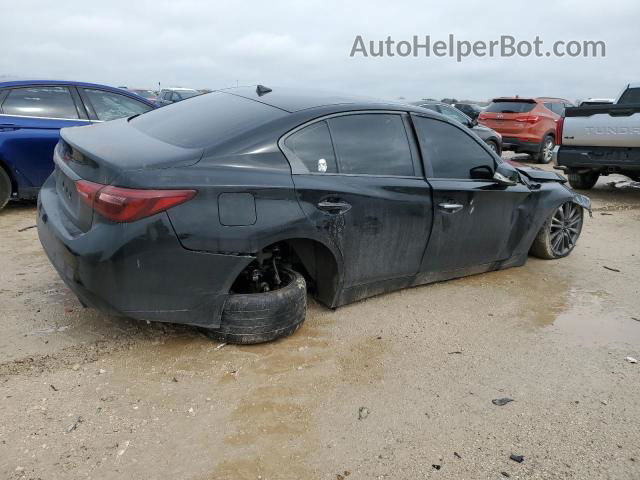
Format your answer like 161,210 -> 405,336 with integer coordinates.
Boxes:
549,202 -> 582,257
543,138 -> 554,163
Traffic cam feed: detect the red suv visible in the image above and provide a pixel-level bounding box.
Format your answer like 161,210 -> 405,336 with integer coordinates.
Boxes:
478,97 -> 572,163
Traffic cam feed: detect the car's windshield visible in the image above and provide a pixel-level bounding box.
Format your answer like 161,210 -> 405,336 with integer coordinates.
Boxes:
130,91 -> 287,148
132,89 -> 156,98
485,101 -> 535,113
177,90 -> 199,99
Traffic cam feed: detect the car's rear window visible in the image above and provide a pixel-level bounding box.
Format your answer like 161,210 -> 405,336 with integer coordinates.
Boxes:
130,91 -> 286,148
618,88 -> 640,104
485,101 -> 535,113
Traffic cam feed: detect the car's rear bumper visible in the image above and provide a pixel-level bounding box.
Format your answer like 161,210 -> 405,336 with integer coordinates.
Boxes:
554,145 -> 640,172
501,136 -> 541,153
37,175 -> 253,328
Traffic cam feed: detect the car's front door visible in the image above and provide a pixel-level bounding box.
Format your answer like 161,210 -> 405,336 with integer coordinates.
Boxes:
410,114 -> 531,281
282,112 -> 433,302
0,85 -> 91,189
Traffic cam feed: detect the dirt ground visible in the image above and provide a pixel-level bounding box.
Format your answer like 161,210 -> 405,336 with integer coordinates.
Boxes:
1,159 -> 639,480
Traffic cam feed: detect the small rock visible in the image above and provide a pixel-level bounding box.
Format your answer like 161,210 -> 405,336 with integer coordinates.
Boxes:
625,356 -> 638,364
358,406 -> 370,420
501,472 -> 511,478
15,466 -> 24,472
454,452 -> 461,459
509,454 -> 524,463
65,416 -> 83,433
432,464 -> 441,470
71,364 -> 80,371
172,377 -> 179,383
492,398 -> 514,406
98,369 -> 106,375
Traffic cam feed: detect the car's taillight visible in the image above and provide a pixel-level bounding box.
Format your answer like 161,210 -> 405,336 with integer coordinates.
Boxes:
75,180 -> 196,223
515,115 -> 539,123
556,116 -> 565,146
478,113 -> 487,120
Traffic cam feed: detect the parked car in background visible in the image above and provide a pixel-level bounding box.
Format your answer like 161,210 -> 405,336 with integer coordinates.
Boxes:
0,80 -> 155,210
453,102 -> 484,120
478,97 -> 572,163
156,87 -> 200,107
577,98 -> 615,107
38,86 -> 589,344
128,88 -> 158,103
414,101 -> 502,154
554,83 -> 640,189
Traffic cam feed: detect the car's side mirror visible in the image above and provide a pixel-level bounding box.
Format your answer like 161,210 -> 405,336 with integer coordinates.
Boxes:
470,117 -> 478,127
469,165 -> 494,180
493,163 -> 519,186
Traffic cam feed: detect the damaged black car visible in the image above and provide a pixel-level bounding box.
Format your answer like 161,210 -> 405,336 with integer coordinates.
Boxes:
37,86 -> 590,344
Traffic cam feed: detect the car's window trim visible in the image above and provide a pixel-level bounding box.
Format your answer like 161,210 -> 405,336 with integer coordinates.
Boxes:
280,110 -> 422,179
409,112 -> 499,181
0,85 -> 85,121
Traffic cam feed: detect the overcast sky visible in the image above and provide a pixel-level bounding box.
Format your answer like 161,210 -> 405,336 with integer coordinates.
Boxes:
1,0 -> 639,102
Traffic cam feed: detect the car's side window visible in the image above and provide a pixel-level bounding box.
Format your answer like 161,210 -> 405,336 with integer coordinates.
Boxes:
1,86 -> 79,119
284,121 -> 338,174
412,116 -> 495,180
81,89 -> 152,121
327,114 -> 415,176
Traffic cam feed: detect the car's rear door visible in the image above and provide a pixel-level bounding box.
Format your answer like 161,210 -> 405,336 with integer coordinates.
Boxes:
0,85 -> 91,189
283,112 -> 433,301
410,114 -> 531,281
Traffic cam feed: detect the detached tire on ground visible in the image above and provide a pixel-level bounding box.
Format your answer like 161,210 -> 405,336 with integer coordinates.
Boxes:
0,167 -> 11,211
206,269 -> 307,344
568,171 -> 599,190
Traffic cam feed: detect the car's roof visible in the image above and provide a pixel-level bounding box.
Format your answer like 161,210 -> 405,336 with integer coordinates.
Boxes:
222,86 -> 407,113
0,79 -> 126,90
491,96 -> 568,103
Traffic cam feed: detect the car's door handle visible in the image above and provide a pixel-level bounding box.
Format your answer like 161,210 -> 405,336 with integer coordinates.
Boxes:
438,202 -> 464,213
317,200 -> 352,215
0,123 -> 18,131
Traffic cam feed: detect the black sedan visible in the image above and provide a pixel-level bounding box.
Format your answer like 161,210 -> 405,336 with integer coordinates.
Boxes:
37,86 -> 590,344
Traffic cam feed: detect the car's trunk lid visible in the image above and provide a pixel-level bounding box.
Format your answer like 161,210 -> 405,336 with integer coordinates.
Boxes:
55,118 -> 204,232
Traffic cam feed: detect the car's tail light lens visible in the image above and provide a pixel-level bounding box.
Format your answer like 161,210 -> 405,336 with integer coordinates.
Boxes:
556,116 -> 565,146
516,115 -> 539,123
75,180 -> 196,223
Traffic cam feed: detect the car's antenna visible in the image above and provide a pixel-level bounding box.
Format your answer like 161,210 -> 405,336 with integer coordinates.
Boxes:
256,85 -> 272,96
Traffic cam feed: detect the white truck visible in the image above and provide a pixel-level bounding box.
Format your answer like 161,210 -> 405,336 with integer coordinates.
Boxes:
553,83 -> 640,189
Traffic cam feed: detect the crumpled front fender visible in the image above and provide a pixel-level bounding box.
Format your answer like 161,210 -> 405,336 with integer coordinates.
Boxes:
570,192 -> 592,217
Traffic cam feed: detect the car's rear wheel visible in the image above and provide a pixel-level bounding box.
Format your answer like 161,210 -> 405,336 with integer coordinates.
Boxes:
534,135 -> 555,164
205,268 -> 307,344
0,167 -> 12,211
530,202 -> 583,259
486,140 -> 499,155
568,171 -> 599,190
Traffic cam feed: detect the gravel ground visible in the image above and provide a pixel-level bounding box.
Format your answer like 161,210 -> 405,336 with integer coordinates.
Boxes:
1,159 -> 639,480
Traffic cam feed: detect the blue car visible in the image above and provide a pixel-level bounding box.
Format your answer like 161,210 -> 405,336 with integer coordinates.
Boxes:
0,80 -> 155,210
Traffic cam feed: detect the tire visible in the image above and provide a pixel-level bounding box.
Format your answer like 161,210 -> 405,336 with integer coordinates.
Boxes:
567,171 -> 599,190
530,201 -> 583,260
486,140 -> 499,155
205,268 -> 307,344
0,167 -> 11,211
533,135 -> 555,164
